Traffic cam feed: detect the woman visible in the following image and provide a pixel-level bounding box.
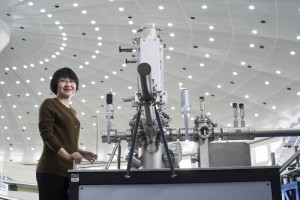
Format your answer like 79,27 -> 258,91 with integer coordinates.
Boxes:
36,67 -> 97,200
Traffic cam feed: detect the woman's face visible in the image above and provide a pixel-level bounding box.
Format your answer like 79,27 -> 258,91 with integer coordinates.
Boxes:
57,76 -> 77,99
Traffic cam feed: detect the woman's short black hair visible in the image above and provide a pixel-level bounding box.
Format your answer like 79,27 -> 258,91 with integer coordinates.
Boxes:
50,67 -> 79,95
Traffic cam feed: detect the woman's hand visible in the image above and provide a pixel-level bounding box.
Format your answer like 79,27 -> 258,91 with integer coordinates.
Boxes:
58,148 -> 83,164
79,150 -> 98,164
67,152 -> 83,164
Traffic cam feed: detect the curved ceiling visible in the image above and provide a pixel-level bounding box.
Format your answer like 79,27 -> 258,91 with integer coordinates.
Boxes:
1,0 -> 300,164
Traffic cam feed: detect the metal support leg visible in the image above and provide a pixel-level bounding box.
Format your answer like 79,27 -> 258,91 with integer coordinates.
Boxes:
117,141 -> 121,169
125,107 -> 141,179
154,105 -> 177,178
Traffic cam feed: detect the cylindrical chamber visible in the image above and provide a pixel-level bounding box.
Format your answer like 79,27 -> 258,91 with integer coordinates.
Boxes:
141,23 -> 158,38
140,145 -> 165,169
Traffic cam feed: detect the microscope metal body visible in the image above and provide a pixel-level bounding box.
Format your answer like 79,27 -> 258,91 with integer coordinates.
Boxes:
102,23 -> 300,171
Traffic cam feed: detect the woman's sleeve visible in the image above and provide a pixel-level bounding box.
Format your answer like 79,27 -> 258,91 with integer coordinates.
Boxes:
38,99 -> 63,152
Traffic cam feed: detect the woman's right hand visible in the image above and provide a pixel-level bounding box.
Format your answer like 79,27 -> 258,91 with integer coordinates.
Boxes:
58,148 -> 83,164
67,152 -> 83,164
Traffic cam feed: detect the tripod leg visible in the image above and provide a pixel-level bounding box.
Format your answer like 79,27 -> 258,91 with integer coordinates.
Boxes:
125,106 -> 142,179
154,105 -> 177,178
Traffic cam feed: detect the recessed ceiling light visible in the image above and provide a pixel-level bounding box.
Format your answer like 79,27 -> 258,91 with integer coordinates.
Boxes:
205,92 -> 209,96
62,33 -> 67,36
82,10 -> 87,14
233,72 -> 238,76
56,52 -> 60,55
47,14 -> 52,18
40,78 -> 45,81
12,105 -> 16,108
92,55 -> 96,59
28,2 -> 33,6
55,21 -> 60,25
290,51 -> 296,55
132,29 -> 137,33
167,23 -> 173,27
171,107 -> 175,110
205,54 -> 210,58
117,106 -> 122,110
252,30 -> 258,34
265,81 -> 270,85
128,86 -> 132,90
227,123 -> 231,127
119,7 -> 124,11
202,5 -> 208,9
26,80 -> 30,83
249,43 -> 255,48
276,70 -> 281,74
91,20 -> 96,24
6,137 -> 10,140
81,112 -> 85,115
0,81 -> 4,84
245,95 -> 249,99
209,37 -> 214,42
98,42 -> 102,46
158,5 -> 164,10
297,92 -> 300,96
165,55 -> 171,59
254,113 -> 259,117
297,36 -> 300,40
40,9 -> 45,13
241,61 -> 246,65
209,25 -> 214,30
52,55 -> 56,58
85,61 -> 89,65
39,61 -> 44,65
249,5 -> 255,10
128,20 -> 133,25
79,65 -> 84,69
7,93 -> 11,96
122,63 -> 127,67
62,43 -> 66,47
59,26 -> 64,30
16,81 -> 20,84
95,27 -> 100,31
272,106 -> 276,109
38,92 -> 42,95
217,85 -> 222,88
112,71 -> 117,75
188,75 -> 192,79
97,36 -> 102,40
95,50 -> 100,54
200,63 -> 204,67
105,75 -> 109,79
73,3 -> 78,7
35,105 -> 39,108
170,33 -> 175,37
169,47 -> 174,51
62,37 -> 67,40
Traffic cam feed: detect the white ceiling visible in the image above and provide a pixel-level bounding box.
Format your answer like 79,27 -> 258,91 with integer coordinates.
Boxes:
1,0 -> 300,165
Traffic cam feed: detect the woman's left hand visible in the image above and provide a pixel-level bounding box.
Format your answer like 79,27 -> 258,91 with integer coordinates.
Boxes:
80,150 -> 98,164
